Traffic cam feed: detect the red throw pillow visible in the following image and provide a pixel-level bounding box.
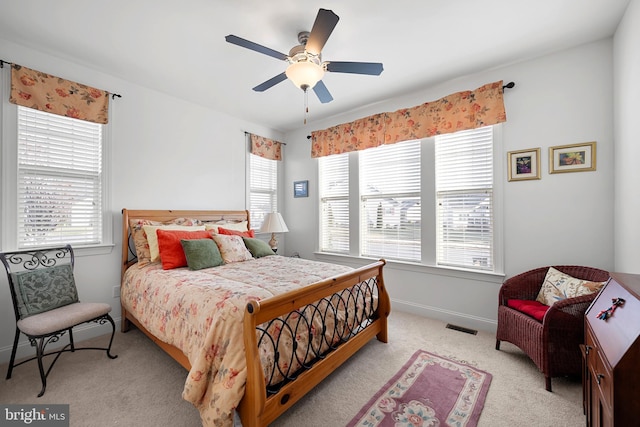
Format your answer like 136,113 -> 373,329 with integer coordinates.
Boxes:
217,226 -> 255,238
507,299 -> 550,322
156,229 -> 213,270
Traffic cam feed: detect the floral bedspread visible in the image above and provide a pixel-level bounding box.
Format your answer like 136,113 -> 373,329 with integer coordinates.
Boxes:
121,256 -> 353,426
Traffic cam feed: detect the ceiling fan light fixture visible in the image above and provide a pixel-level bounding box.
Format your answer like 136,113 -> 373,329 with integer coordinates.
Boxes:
285,60 -> 324,91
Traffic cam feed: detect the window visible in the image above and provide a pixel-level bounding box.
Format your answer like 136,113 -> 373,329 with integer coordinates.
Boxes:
16,106 -> 105,248
319,153 -> 349,253
435,127 -> 494,270
360,140 -> 421,261
317,126 -> 498,272
248,153 -> 277,230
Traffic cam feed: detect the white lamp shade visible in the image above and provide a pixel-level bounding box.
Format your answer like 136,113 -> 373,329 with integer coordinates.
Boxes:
259,212 -> 289,233
285,61 -> 324,90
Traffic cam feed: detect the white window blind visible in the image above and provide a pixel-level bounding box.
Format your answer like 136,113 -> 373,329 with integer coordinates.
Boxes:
435,126 -> 493,270
17,106 -> 103,248
319,153 -> 349,253
360,140 -> 421,261
249,153 -> 277,230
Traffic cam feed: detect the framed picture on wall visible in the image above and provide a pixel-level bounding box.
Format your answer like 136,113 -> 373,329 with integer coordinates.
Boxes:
507,148 -> 541,181
293,180 -> 308,198
549,142 -> 596,173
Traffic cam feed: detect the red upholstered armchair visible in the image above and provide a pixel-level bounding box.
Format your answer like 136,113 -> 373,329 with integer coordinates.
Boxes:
495,265 -> 609,392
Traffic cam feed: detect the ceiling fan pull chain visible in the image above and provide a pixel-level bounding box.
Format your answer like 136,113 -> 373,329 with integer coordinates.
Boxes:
304,88 -> 309,125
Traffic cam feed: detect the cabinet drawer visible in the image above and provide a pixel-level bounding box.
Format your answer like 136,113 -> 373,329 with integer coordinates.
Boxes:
591,346 -> 613,409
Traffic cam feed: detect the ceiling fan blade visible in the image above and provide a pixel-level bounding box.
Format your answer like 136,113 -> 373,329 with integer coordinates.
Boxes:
306,9 -> 339,56
225,35 -> 288,61
313,80 -> 333,103
326,61 -> 384,75
252,72 -> 288,92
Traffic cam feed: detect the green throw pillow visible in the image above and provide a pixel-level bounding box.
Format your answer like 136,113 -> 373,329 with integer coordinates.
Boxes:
243,237 -> 275,258
10,264 -> 79,319
181,238 -> 223,270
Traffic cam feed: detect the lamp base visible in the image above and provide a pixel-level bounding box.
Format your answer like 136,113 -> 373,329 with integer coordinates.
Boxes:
269,233 -> 278,253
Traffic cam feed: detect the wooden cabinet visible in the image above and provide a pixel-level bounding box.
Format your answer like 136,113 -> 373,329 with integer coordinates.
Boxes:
582,272 -> 640,427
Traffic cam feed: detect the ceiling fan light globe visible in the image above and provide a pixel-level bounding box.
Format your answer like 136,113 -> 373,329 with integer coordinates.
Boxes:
286,61 -> 324,90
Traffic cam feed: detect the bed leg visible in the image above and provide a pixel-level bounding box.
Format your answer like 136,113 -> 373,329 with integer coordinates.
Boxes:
376,315 -> 389,343
121,306 -> 131,332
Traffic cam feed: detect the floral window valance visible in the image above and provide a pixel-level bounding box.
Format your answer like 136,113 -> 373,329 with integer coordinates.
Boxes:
250,133 -> 283,161
10,64 -> 110,124
311,80 -> 507,158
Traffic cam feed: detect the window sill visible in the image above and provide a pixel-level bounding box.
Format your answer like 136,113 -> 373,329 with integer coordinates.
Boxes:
313,252 -> 505,284
72,243 -> 115,257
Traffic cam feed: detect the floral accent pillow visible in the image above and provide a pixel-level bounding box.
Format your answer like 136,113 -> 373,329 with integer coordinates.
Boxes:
212,234 -> 253,264
536,267 -> 606,306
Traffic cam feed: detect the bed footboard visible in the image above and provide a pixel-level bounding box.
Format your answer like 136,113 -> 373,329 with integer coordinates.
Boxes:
239,259 -> 389,427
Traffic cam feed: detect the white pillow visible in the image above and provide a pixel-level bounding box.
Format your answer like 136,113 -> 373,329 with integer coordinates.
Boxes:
205,220 -> 249,233
142,224 -> 205,262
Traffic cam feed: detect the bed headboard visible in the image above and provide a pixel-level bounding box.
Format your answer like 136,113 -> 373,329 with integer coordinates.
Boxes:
121,208 -> 250,280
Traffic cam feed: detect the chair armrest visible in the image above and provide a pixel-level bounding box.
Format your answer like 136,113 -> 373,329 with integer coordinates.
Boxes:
548,293 -> 597,319
542,293 -> 597,344
498,267 -> 549,305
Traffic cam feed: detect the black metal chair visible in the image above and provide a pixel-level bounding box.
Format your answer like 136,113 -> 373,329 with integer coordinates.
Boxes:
1,244 -> 117,397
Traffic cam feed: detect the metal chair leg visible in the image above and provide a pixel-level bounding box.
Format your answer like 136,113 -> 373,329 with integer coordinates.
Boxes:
6,328 -> 20,380
105,315 -> 118,359
35,338 -> 47,398
69,328 -> 75,352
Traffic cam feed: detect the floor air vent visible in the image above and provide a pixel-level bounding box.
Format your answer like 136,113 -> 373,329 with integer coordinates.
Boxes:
445,324 -> 478,335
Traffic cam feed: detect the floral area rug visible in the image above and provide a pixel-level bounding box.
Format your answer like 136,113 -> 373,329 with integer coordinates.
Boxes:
347,350 -> 492,427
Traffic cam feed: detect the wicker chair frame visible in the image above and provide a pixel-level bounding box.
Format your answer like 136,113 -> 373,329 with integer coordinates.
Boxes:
495,265 -> 609,391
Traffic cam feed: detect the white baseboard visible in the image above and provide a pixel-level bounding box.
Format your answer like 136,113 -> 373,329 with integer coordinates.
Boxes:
391,298 -> 497,333
0,316 -> 122,365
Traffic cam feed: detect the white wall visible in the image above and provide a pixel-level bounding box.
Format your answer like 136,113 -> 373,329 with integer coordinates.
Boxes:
0,40 -> 283,363
283,39 -> 616,332
613,0 -> 640,273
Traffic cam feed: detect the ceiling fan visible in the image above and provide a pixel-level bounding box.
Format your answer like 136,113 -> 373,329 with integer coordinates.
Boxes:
225,8 -> 384,104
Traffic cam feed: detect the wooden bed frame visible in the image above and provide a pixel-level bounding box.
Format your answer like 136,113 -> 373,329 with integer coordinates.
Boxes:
120,208 -> 390,427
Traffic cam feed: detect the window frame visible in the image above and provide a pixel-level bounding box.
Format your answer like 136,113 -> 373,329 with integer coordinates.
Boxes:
435,126 -> 496,271
315,125 -> 504,277
359,139 -> 422,262
318,152 -> 350,254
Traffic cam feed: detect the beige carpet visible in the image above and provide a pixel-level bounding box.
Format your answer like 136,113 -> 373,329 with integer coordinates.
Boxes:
0,310 -> 585,426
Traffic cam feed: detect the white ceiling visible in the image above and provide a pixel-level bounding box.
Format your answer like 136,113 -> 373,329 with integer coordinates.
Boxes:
0,0 -> 630,132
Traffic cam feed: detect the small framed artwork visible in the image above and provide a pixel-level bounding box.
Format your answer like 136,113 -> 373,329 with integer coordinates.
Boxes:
507,148 -> 541,181
293,180 -> 308,198
549,142 -> 596,174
